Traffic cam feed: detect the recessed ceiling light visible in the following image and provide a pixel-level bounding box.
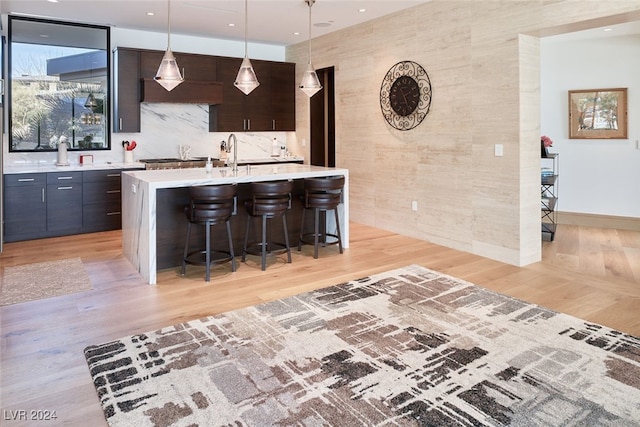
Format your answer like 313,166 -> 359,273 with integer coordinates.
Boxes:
146,12 -> 155,16
293,32 -> 300,36
47,0 -> 59,3
603,28 -> 613,32
358,8 -> 366,13
228,23 -> 235,27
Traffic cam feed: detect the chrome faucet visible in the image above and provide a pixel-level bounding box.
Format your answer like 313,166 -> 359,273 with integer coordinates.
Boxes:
225,133 -> 238,172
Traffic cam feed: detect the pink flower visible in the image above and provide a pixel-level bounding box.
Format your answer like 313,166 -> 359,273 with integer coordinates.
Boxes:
541,135 -> 553,148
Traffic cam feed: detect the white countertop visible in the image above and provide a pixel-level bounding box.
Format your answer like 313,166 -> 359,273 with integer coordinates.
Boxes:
2,156 -> 304,174
3,161 -> 145,174
124,163 -> 347,190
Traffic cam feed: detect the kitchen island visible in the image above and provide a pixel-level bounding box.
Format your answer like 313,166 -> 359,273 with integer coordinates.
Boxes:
122,164 -> 349,284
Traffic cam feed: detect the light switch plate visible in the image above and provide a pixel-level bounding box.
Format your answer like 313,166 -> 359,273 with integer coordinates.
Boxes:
494,144 -> 504,157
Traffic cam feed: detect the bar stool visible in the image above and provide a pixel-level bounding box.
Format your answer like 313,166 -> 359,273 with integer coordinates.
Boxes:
298,176 -> 345,259
242,180 -> 293,271
181,184 -> 237,282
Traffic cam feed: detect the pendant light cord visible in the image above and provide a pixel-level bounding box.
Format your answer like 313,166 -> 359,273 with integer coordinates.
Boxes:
244,0 -> 248,57
167,0 -> 172,49
307,0 -> 313,65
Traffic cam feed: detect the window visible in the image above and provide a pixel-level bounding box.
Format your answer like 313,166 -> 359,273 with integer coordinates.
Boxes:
9,16 -> 110,152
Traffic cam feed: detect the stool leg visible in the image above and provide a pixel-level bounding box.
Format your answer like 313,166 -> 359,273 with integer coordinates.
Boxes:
242,216 -> 251,262
298,207 -> 306,251
282,213 -> 291,263
205,221 -> 211,282
227,220 -> 236,272
181,222 -> 191,275
261,215 -> 267,271
334,208 -> 343,254
313,208 -> 320,259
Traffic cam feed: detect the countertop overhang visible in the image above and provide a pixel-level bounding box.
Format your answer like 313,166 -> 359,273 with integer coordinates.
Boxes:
124,163 -> 346,190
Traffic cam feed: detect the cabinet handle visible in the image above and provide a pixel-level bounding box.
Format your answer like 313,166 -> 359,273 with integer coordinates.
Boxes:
57,186 -> 74,190
57,176 -> 73,180
42,188 -> 45,203
106,174 -> 121,177
18,178 -> 35,182
107,212 -> 121,216
272,119 -> 276,130
107,190 -> 121,194
119,118 -> 123,130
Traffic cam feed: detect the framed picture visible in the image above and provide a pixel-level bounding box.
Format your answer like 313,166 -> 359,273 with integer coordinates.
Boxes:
568,88 -> 627,139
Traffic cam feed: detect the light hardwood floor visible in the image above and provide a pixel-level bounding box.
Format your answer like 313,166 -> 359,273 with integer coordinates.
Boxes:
1,222 -> 639,426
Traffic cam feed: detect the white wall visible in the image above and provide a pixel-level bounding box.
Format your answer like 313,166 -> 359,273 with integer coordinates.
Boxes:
541,35 -> 640,218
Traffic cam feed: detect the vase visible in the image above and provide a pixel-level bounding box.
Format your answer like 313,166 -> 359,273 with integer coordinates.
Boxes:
541,141 -> 548,158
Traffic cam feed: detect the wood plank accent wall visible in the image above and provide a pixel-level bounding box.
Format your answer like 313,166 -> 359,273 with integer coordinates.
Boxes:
285,1 -> 640,267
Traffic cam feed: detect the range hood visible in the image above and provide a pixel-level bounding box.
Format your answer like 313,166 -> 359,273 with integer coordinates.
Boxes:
141,79 -> 223,104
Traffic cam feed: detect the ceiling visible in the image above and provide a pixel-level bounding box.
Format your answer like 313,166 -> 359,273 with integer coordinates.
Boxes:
0,0 -> 430,47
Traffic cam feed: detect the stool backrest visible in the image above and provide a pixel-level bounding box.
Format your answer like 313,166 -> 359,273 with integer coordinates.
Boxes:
304,176 -> 344,209
250,180 -> 293,216
186,184 -> 237,223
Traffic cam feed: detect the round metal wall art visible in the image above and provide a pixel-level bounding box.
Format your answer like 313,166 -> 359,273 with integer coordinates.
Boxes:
380,60 -> 432,131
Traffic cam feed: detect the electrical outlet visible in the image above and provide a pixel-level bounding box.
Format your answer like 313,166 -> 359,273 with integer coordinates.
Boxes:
131,183 -> 137,194
411,201 -> 418,211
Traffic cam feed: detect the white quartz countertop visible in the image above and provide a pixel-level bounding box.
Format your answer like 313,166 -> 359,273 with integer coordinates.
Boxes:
3,156 -> 304,174
124,163 -> 348,190
3,161 -> 145,174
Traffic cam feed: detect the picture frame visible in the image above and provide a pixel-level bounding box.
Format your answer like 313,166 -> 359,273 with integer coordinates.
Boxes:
568,88 -> 627,139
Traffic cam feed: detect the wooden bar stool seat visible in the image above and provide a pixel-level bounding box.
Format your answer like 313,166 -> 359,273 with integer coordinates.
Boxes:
298,176 -> 345,258
181,184 -> 237,282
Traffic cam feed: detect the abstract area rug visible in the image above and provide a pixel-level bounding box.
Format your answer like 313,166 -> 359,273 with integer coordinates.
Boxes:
84,265 -> 640,426
1,257 -> 92,306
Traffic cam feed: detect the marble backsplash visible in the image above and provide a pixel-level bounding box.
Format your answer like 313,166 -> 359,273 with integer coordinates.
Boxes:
3,103 -> 298,166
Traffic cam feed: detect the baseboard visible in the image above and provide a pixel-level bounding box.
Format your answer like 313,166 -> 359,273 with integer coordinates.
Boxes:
557,211 -> 640,231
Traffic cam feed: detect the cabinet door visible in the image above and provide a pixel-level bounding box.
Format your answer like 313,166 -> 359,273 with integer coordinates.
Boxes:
3,174 -> 47,242
211,58 -> 275,132
46,172 -> 83,234
176,53 -> 217,81
113,48 -> 141,133
212,57 -> 246,132
270,62 -> 296,131
244,60 -> 272,131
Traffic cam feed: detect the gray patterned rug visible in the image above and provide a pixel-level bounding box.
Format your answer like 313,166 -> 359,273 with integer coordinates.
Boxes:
84,264 -> 640,426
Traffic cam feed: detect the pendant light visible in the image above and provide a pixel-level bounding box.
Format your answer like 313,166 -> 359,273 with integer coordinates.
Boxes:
155,0 -> 184,91
83,92 -> 98,111
299,0 -> 322,97
234,0 -> 259,95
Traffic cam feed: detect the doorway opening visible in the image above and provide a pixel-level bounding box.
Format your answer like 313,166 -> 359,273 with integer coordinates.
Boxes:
309,67 -> 335,167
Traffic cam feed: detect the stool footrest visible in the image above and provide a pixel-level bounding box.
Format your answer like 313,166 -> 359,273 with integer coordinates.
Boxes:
184,250 -> 234,267
299,233 -> 341,247
243,242 -> 289,257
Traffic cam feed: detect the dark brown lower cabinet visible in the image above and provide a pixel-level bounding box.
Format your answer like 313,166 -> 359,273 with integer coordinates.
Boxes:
3,169 -> 130,243
46,172 -> 83,235
3,173 -> 47,242
83,170 -> 123,232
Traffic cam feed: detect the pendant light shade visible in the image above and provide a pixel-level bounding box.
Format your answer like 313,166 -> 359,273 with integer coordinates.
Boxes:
234,0 -> 259,95
299,0 -> 322,98
84,92 -> 98,110
155,0 -> 184,91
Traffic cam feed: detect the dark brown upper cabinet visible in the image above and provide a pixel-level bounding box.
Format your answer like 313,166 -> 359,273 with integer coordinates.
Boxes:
210,58 -> 295,132
113,47 -> 295,133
